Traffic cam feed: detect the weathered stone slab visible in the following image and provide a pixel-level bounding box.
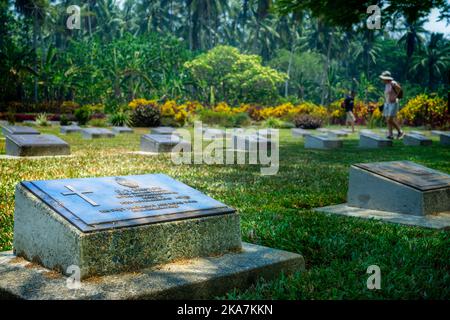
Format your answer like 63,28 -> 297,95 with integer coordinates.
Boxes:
304,134 -> 343,150
317,128 -> 329,133
81,128 -> 115,139
141,134 -> 190,153
403,133 -> 432,146
151,126 -> 179,135
348,161 -> 450,216
359,133 -> 392,148
5,134 -> 70,157
431,130 -> 444,136
292,128 -> 314,137
232,134 -> 273,151
360,129 -> 376,135
327,129 -> 348,138
14,174 -> 241,279
22,120 -> 36,125
60,125 -> 81,134
440,132 -> 450,146
112,126 -> 133,134
315,204 -> 450,229
0,242 -> 304,300
1,125 -> 40,136
410,130 -> 427,136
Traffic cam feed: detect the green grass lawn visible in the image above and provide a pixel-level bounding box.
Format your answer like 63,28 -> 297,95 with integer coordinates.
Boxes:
0,126 -> 449,299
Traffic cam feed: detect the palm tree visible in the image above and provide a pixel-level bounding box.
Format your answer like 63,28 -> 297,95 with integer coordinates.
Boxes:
398,17 -> 427,80
14,0 -> 50,102
411,33 -> 450,90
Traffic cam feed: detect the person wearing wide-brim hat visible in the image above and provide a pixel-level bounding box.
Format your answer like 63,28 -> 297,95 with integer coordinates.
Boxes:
379,71 -> 404,139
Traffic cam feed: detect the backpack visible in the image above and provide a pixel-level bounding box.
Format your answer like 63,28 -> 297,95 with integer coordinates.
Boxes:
392,82 -> 403,99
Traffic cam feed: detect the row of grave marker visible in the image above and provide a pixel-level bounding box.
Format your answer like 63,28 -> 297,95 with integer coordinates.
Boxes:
292,128 -> 450,149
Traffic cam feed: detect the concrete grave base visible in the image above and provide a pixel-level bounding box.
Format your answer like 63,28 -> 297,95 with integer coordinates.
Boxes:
403,133 -> 432,146
315,204 -> 450,229
0,154 -> 74,160
304,135 -> 343,150
0,242 -> 304,300
359,133 -> 392,148
14,183 -> 241,279
440,133 -> 450,146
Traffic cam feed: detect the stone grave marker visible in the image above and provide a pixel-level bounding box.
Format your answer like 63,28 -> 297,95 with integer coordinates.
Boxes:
317,128 -> 329,133
232,134 -> 273,151
304,134 -> 343,150
81,128 -> 115,139
0,174 -> 304,299
403,133 -> 432,146
112,126 -> 133,134
359,132 -> 392,148
151,126 -> 179,135
431,130 -> 444,136
60,125 -> 81,134
141,134 -> 190,153
327,129 -> 348,138
2,125 -> 40,136
291,128 -> 313,137
315,161 -> 450,229
439,132 -> 450,146
5,134 -> 70,157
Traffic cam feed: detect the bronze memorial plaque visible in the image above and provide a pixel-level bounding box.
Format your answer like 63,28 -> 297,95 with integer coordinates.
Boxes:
354,161 -> 450,191
21,174 -> 235,232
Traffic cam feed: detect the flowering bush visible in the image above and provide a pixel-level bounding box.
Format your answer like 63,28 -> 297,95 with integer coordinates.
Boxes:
398,94 -> 448,129
61,101 -> 80,114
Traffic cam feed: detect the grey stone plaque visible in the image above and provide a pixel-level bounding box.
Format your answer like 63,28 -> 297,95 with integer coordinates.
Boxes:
403,133 -> 432,146
359,133 -> 392,148
20,174 -> 235,232
232,134 -> 272,151
440,132 -> 450,146
5,134 -> 70,156
112,126 -> 133,134
60,125 -> 81,134
348,161 -> 450,216
14,174 -> 241,278
141,134 -> 189,153
304,134 -> 342,149
354,161 -> 450,192
151,126 -> 179,135
2,125 -> 40,136
292,128 -> 312,137
327,129 -> 348,138
81,128 -> 115,139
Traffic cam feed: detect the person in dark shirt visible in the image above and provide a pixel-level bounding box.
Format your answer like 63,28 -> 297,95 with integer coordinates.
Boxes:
343,91 -> 356,132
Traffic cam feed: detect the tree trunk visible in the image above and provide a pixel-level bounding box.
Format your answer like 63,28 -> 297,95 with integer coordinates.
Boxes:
33,9 -> 38,103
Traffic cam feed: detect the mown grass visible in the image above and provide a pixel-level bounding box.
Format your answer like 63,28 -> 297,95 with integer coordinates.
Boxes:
0,126 -> 449,299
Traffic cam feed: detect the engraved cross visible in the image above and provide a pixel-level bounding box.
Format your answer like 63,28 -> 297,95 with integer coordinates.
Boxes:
61,185 -> 99,206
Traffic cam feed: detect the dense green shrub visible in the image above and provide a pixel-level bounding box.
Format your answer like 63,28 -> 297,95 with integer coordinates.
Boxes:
109,111 -> 131,127
59,115 -> 71,126
88,118 -> 108,127
199,110 -> 234,127
74,106 -> 93,125
131,105 -> 161,127
232,112 -> 251,127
